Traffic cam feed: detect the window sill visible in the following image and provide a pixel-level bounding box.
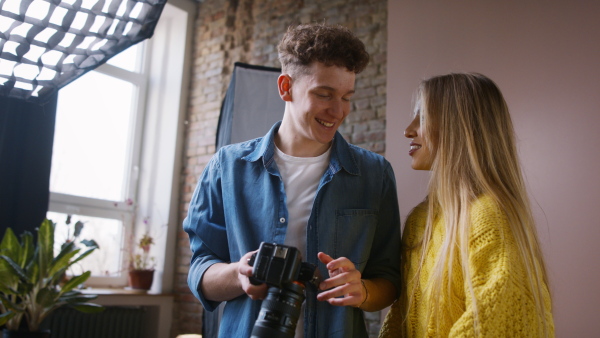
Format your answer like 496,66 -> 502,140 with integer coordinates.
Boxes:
82,287 -> 173,297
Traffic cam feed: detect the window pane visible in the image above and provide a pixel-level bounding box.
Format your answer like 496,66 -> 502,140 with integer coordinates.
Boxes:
51,71 -> 136,201
48,212 -> 124,277
107,43 -> 141,72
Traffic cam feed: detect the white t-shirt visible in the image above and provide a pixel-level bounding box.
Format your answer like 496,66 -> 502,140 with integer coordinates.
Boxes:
273,145 -> 331,337
274,146 -> 331,259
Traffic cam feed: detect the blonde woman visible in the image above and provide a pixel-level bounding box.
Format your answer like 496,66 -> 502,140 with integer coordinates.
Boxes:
380,73 -> 554,337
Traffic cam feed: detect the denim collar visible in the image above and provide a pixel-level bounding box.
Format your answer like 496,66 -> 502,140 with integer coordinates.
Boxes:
242,121 -> 360,176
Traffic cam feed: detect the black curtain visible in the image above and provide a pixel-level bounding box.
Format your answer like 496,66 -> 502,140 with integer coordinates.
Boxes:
0,94 -> 57,236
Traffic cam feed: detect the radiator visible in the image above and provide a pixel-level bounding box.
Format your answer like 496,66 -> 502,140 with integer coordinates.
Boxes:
43,306 -> 146,338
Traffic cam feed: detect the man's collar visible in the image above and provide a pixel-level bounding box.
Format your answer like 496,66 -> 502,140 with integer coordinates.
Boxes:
243,121 -> 280,164
330,132 -> 360,176
244,121 -> 360,176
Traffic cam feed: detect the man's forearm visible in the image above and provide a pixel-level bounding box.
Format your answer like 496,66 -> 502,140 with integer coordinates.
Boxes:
360,278 -> 397,312
201,262 -> 244,302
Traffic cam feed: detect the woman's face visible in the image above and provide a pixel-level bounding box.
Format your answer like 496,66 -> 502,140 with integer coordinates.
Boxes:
404,110 -> 434,171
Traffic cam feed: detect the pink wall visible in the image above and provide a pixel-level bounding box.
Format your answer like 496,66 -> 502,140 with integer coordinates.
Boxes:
386,1 -> 600,336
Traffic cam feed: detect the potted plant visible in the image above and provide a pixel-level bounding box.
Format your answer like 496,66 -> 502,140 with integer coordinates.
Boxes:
56,215 -> 92,284
127,233 -> 156,290
0,219 -> 104,337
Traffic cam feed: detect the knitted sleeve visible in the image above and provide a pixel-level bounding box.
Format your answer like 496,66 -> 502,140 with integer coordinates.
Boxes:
379,202 -> 427,338
448,196 -> 553,337
379,297 -> 403,337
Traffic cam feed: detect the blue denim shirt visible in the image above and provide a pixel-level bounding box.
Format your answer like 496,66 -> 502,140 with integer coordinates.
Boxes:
184,122 -> 401,338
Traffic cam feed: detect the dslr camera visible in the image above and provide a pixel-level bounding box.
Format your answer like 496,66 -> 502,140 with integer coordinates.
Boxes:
248,242 -> 321,338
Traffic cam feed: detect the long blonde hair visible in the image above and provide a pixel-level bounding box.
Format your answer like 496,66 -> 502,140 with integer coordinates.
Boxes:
413,73 -> 551,336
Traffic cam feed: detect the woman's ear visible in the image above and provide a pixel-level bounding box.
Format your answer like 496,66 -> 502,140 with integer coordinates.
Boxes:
278,74 -> 292,101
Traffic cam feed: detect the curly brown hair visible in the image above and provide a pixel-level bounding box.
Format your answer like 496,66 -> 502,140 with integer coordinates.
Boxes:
277,23 -> 370,77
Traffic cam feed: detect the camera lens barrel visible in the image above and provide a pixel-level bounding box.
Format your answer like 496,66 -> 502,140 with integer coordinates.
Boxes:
251,283 -> 305,338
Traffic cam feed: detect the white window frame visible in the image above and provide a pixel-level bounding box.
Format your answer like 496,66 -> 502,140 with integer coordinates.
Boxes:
48,0 -> 196,292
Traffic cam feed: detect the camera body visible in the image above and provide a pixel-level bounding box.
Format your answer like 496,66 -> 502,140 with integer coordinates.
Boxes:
248,242 -> 320,338
248,242 -> 318,288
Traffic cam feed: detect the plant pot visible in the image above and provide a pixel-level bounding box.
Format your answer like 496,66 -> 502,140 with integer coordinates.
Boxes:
128,269 -> 155,290
2,329 -> 51,338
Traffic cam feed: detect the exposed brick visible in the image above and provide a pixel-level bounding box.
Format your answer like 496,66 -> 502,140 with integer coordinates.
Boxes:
354,98 -> 371,110
353,122 -> 369,134
371,95 -> 386,108
369,142 -> 386,154
353,86 -> 377,100
366,130 -> 385,142
368,119 -> 386,132
175,293 -> 199,304
355,109 -> 377,122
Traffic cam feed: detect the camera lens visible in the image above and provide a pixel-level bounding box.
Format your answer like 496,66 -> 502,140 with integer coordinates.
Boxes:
251,283 -> 305,338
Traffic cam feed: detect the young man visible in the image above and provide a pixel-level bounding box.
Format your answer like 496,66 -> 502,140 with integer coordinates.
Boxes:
184,23 -> 401,337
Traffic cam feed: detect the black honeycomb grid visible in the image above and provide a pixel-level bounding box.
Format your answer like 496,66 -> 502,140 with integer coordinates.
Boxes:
0,0 -> 166,103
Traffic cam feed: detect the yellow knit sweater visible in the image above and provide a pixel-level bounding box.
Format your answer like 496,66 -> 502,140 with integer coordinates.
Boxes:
379,196 -> 554,337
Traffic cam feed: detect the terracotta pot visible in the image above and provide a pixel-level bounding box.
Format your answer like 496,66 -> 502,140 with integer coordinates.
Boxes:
128,269 -> 155,290
2,330 -> 51,338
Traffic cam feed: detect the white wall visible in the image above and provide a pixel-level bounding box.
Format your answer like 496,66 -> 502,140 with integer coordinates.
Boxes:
136,0 -> 196,294
386,1 -> 600,336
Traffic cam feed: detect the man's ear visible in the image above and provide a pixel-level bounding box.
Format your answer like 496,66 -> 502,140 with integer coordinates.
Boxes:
278,74 -> 292,101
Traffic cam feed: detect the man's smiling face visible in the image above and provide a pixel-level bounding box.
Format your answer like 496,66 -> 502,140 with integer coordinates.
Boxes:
279,62 -> 355,157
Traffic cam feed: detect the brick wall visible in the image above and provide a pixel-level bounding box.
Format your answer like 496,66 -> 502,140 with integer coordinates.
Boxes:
173,0 -> 388,336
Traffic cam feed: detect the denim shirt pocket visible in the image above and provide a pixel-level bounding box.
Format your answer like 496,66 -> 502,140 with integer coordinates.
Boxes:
334,209 -> 378,272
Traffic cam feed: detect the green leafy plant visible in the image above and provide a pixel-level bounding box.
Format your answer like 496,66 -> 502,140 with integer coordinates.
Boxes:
57,215 -> 97,278
0,219 -> 104,332
60,215 -> 86,248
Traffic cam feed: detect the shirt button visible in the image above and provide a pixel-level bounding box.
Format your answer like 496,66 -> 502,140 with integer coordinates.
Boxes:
279,217 -> 285,223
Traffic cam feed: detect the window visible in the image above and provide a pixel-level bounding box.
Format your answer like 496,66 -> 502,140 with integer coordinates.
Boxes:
47,0 -> 194,290
51,43 -> 145,202
48,41 -> 147,286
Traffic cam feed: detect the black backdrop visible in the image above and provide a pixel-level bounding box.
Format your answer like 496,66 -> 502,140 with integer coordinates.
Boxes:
0,95 -> 57,236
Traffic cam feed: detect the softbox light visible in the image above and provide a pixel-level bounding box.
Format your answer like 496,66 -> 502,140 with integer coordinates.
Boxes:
216,62 -> 284,150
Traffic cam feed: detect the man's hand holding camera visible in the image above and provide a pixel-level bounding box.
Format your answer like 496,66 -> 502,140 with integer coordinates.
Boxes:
239,244 -> 367,308
238,250 -> 268,300
316,252 -> 366,308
